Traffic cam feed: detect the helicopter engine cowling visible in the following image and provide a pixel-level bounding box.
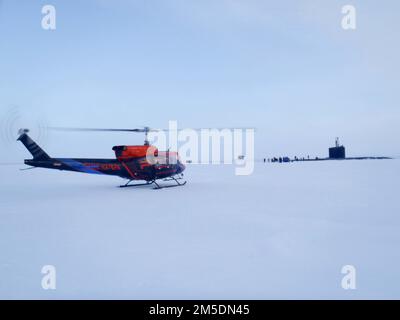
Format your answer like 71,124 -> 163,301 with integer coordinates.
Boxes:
112,145 -> 158,161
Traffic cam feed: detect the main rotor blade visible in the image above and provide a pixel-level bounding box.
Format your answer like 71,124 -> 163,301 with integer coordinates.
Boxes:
48,126 -> 256,133
48,127 -> 149,133
154,127 -> 257,131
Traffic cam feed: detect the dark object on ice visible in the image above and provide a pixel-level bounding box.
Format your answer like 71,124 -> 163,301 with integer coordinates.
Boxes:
267,135 -> 392,164
329,137 -> 346,159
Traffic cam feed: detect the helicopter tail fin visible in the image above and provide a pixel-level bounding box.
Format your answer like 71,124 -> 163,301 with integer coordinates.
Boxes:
17,129 -> 51,160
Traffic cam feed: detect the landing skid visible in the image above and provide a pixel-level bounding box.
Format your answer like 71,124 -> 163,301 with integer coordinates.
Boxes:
163,174 -> 184,182
119,180 -> 153,188
119,176 -> 187,189
153,177 -> 187,190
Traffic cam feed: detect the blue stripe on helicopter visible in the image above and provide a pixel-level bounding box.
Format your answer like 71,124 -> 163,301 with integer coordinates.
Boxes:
60,159 -> 103,175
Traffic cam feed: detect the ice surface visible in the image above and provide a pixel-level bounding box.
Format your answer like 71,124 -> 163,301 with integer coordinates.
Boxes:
0,160 -> 399,299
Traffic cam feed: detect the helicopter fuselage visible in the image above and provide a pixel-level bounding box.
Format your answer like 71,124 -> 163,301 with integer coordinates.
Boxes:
24,156 -> 185,181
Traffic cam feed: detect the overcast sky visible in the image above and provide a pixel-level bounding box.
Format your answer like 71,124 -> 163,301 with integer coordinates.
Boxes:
1,0 -> 399,162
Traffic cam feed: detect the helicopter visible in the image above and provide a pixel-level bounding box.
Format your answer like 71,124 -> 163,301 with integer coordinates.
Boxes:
17,127 -> 186,189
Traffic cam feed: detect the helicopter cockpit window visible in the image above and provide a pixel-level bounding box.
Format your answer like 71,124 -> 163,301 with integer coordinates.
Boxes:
149,152 -> 179,165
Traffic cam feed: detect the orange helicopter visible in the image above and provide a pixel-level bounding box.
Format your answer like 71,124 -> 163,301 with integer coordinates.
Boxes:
18,127 -> 186,189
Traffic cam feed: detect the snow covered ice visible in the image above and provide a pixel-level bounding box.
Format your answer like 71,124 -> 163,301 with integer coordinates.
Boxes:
0,159 -> 400,299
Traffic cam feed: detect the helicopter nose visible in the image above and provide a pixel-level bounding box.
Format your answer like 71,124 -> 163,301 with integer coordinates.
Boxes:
177,161 -> 185,174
